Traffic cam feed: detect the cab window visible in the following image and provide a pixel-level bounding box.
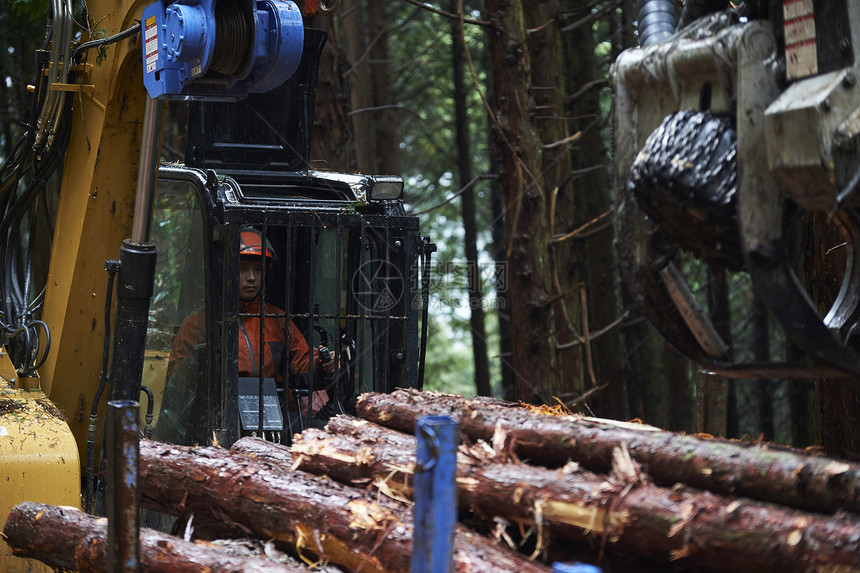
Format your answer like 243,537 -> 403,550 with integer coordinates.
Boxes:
143,177 -> 208,445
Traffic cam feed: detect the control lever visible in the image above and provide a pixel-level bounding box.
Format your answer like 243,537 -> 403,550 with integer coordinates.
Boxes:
314,326 -> 335,377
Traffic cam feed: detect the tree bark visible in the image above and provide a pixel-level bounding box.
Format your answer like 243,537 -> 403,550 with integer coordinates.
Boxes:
449,0 -> 491,397
138,439 -> 550,573
695,370 -> 728,437
751,295 -> 775,440
342,0 -> 378,174
524,0 -> 585,403
306,8 -> 353,171
356,388 -> 860,514
787,339 -> 814,447
621,283 -> 672,427
561,0 -> 627,420
706,265 -> 737,438
291,416 -> 417,491
286,416 -> 860,573
231,435 -> 294,466
368,1 -> 399,175
485,35 -> 515,401
486,0 -> 564,403
3,502 -> 305,572
664,341 -> 693,432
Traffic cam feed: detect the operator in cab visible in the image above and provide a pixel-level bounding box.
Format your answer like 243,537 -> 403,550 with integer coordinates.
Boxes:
156,226 -> 335,443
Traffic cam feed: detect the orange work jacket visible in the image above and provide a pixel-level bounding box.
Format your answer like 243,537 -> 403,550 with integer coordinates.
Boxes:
168,299 -> 312,379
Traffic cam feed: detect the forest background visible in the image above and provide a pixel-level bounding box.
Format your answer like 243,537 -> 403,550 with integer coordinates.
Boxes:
1,0 -> 856,458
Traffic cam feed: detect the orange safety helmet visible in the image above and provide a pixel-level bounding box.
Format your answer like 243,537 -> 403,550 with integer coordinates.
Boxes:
239,227 -> 278,262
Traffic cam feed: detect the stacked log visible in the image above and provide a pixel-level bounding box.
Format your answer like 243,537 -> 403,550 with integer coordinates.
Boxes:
281,416 -> 860,573
136,439 -> 551,573
356,388 -> 860,514
3,502 -> 308,572
6,388 -> 860,572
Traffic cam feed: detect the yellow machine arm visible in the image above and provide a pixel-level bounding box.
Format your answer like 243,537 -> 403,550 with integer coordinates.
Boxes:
1,0 -> 148,569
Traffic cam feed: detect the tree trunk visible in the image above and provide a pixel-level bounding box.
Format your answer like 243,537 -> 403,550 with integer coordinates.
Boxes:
787,340 -> 814,447
342,0 -> 378,174
449,0 -> 491,397
621,283 -> 671,427
524,1 -> 585,403
611,0 -> 676,430
665,341 -> 693,432
368,1 -> 398,175
485,35 -> 515,401
138,439 -> 550,573
291,416 -> 417,490
356,388 -> 860,514
561,0 -> 628,419
286,416 -> 860,573
3,502 -> 305,572
306,8 -> 353,171
486,0 -> 564,403
707,265 -> 737,438
751,295 -> 775,440
783,211 -> 814,449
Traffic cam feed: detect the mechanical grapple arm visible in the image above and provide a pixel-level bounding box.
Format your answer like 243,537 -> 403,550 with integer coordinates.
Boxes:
612,1 -> 860,378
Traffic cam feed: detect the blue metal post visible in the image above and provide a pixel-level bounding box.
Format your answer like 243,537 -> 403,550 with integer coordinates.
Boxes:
553,562 -> 603,573
412,415 -> 458,573
106,400 -> 140,572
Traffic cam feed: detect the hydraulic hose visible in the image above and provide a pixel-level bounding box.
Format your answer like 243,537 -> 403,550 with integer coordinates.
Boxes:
86,260 -> 118,514
70,22 -> 142,64
139,384 -> 155,438
418,237 -> 435,389
638,0 -> 677,47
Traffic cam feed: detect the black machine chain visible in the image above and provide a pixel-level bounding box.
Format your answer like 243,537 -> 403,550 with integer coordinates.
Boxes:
627,109 -> 743,269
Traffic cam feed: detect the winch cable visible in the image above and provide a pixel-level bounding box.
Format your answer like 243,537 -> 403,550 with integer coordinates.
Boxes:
637,0 -> 677,47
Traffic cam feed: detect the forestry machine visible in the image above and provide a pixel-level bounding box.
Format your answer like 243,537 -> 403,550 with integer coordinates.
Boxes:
0,0 -> 432,569
613,0 -> 860,378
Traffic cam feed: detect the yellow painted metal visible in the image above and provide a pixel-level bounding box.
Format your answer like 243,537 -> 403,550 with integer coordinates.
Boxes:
0,354 -> 80,573
141,349 -> 169,428
2,0 -> 161,568
38,0 -> 152,469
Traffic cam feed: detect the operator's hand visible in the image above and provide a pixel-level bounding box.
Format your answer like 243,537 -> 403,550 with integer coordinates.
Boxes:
318,345 -> 337,375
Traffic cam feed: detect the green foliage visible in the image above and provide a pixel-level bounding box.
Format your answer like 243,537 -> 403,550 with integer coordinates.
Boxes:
381,3 -> 498,397
422,314 -> 476,396
90,28 -> 110,65
7,0 -> 49,20
0,0 -> 45,164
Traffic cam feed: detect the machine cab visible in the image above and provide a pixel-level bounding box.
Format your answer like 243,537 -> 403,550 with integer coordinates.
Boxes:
133,24 -> 428,447
140,166 -> 425,447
